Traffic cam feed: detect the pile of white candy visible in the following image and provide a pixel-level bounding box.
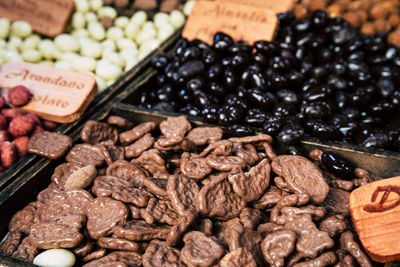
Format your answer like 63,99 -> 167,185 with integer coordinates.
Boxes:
0,0 -> 191,92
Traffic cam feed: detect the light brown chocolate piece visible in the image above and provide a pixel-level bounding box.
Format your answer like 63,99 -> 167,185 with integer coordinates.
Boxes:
81,120 -> 119,145
119,122 -> 156,144
83,251 -> 142,267
97,237 -> 141,252
112,220 -> 171,241
125,133 -> 154,158
51,163 -> 82,189
106,160 -> 146,187
86,197 -> 129,239
206,154 -> 246,171
66,144 -> 105,167
159,115 -> 191,139
29,222 -> 84,249
220,247 -> 257,267
228,158 -> 271,202
167,175 -> 200,216
181,231 -> 224,267
195,172 -> 246,221
272,155 -> 330,204
28,131 -> 73,159
186,126 -> 223,146
107,116 -> 134,130
143,240 -> 184,267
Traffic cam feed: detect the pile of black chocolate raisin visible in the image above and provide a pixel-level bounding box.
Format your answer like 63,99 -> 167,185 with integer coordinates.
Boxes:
139,10 -> 400,152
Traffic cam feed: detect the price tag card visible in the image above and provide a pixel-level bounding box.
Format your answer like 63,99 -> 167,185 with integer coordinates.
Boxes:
0,62 -> 97,123
0,0 -> 74,37
206,0 -> 295,14
182,0 -> 278,45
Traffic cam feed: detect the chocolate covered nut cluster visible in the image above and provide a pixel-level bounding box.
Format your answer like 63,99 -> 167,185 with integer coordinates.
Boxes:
0,115 -> 378,266
293,0 -> 400,45
140,10 -> 400,152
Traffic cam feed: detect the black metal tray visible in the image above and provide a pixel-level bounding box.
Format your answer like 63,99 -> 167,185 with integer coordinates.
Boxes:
117,66 -> 400,178
0,101 -> 392,266
0,28 -> 182,193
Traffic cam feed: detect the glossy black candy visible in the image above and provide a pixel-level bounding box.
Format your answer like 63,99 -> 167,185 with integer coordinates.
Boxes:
141,11 -> 400,151
321,152 -> 355,179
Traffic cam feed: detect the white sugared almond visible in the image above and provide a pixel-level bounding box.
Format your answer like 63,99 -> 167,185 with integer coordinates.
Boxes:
33,249 -> 75,267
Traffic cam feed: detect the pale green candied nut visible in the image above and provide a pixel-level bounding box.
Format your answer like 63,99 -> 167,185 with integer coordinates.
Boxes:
33,249 -> 75,267
94,75 -> 107,92
72,29 -> 89,38
39,61 -> 54,67
0,57 -> 4,66
116,38 -> 137,51
157,24 -> 175,41
102,46 -> 115,58
119,49 -> 138,60
88,22 -> 105,41
136,28 -> 156,45
183,0 -> 196,16
72,12 -> 86,29
98,6 -> 117,19
8,36 -> 22,50
106,27 -> 124,41
125,58 -> 139,71
80,41 -> 102,58
0,18 -> 10,39
11,21 -> 32,38
105,52 -> 124,67
137,49 -> 151,60
85,12 -> 98,23
54,61 -> 71,70
61,52 -> 80,63
169,10 -> 185,29
55,34 -> 80,52
38,39 -> 56,59
21,35 -> 41,51
101,39 -> 116,50
95,61 -> 122,81
124,22 -> 140,40
0,39 -> 6,49
4,50 -> 22,63
75,0 -> 90,13
142,21 -> 155,31
115,16 -> 129,29
21,49 -> 42,63
106,79 -> 116,86
139,38 -> 160,54
90,0 -> 103,11
154,12 -> 170,29
130,11 -> 147,26
71,56 -> 97,72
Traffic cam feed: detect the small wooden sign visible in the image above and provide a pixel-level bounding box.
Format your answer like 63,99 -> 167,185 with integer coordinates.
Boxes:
182,1 -> 278,45
0,62 -> 97,123
0,0 -> 74,37
350,176 -> 400,263
205,0 -> 295,14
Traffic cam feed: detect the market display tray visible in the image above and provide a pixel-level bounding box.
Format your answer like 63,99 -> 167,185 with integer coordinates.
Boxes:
118,66 -> 400,179
0,28 -> 182,193
0,95 -> 394,266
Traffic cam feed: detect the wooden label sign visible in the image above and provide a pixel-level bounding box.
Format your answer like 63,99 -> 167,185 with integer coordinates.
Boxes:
182,0 -> 278,45
350,176 -> 400,263
0,0 -> 74,37
205,0 -> 295,14
0,62 -> 97,123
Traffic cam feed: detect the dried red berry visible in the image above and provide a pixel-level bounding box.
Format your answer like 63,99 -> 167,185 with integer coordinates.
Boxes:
8,85 -> 31,107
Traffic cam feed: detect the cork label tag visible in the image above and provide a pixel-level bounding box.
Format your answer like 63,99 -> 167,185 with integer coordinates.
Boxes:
0,0 -> 74,37
0,62 -> 97,123
205,0 -> 295,14
182,0 -> 278,45
350,176 -> 400,263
